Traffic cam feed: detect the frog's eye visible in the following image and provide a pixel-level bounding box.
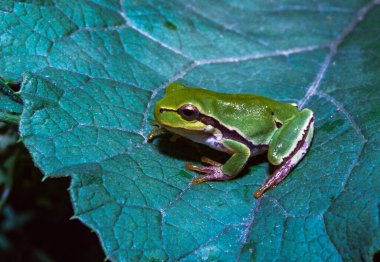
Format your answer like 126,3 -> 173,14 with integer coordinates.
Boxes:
178,104 -> 199,121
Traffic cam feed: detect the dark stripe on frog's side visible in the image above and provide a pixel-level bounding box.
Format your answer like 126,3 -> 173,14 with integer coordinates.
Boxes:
198,114 -> 268,155
278,116 -> 314,165
160,108 -> 268,155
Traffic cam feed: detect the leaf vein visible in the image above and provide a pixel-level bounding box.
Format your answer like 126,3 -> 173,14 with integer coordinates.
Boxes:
298,0 -> 380,108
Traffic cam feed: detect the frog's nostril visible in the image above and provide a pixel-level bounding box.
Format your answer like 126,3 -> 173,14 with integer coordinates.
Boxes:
159,108 -> 164,113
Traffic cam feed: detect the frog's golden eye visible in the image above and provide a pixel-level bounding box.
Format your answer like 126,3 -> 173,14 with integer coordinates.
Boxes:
178,104 -> 199,121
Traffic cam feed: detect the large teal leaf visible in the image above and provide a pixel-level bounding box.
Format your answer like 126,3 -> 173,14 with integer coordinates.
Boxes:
1,0 -> 380,260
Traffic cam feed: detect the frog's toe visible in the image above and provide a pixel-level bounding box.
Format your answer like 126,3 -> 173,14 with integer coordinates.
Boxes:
192,176 -> 208,184
187,165 -> 232,184
200,156 -> 222,167
146,127 -> 165,142
185,163 -> 207,173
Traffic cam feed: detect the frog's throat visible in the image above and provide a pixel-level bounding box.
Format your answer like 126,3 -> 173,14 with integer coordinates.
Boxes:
159,108 -> 268,155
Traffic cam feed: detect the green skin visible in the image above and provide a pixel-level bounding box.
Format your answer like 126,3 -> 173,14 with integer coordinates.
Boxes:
150,83 -> 314,198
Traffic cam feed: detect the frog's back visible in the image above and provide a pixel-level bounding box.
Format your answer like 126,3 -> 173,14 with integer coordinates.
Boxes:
174,87 -> 299,144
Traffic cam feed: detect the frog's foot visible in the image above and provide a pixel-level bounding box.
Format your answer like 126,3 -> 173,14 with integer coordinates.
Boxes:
253,162 -> 293,198
185,159 -> 231,184
146,127 -> 165,142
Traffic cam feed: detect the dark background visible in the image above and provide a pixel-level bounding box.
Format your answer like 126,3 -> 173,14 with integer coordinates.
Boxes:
0,143 -> 105,262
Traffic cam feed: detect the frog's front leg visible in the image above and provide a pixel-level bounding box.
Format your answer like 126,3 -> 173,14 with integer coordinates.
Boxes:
254,109 -> 314,198
186,139 -> 251,184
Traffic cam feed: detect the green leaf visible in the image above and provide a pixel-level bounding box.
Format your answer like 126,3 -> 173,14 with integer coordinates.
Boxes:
1,0 -> 380,260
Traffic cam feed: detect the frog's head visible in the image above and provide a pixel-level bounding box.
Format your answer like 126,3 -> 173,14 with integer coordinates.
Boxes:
154,83 -> 211,136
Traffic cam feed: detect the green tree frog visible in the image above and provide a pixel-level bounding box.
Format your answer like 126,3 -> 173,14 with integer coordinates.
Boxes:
147,83 -> 314,198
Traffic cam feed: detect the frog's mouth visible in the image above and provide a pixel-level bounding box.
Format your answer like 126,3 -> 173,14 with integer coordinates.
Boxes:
164,125 -> 212,140
146,120 -> 213,143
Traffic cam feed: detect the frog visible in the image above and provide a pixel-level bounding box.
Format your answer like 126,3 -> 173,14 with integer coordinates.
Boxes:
147,82 -> 314,198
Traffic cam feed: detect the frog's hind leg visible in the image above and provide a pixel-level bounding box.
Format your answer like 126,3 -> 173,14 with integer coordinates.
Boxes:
254,109 -> 314,198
